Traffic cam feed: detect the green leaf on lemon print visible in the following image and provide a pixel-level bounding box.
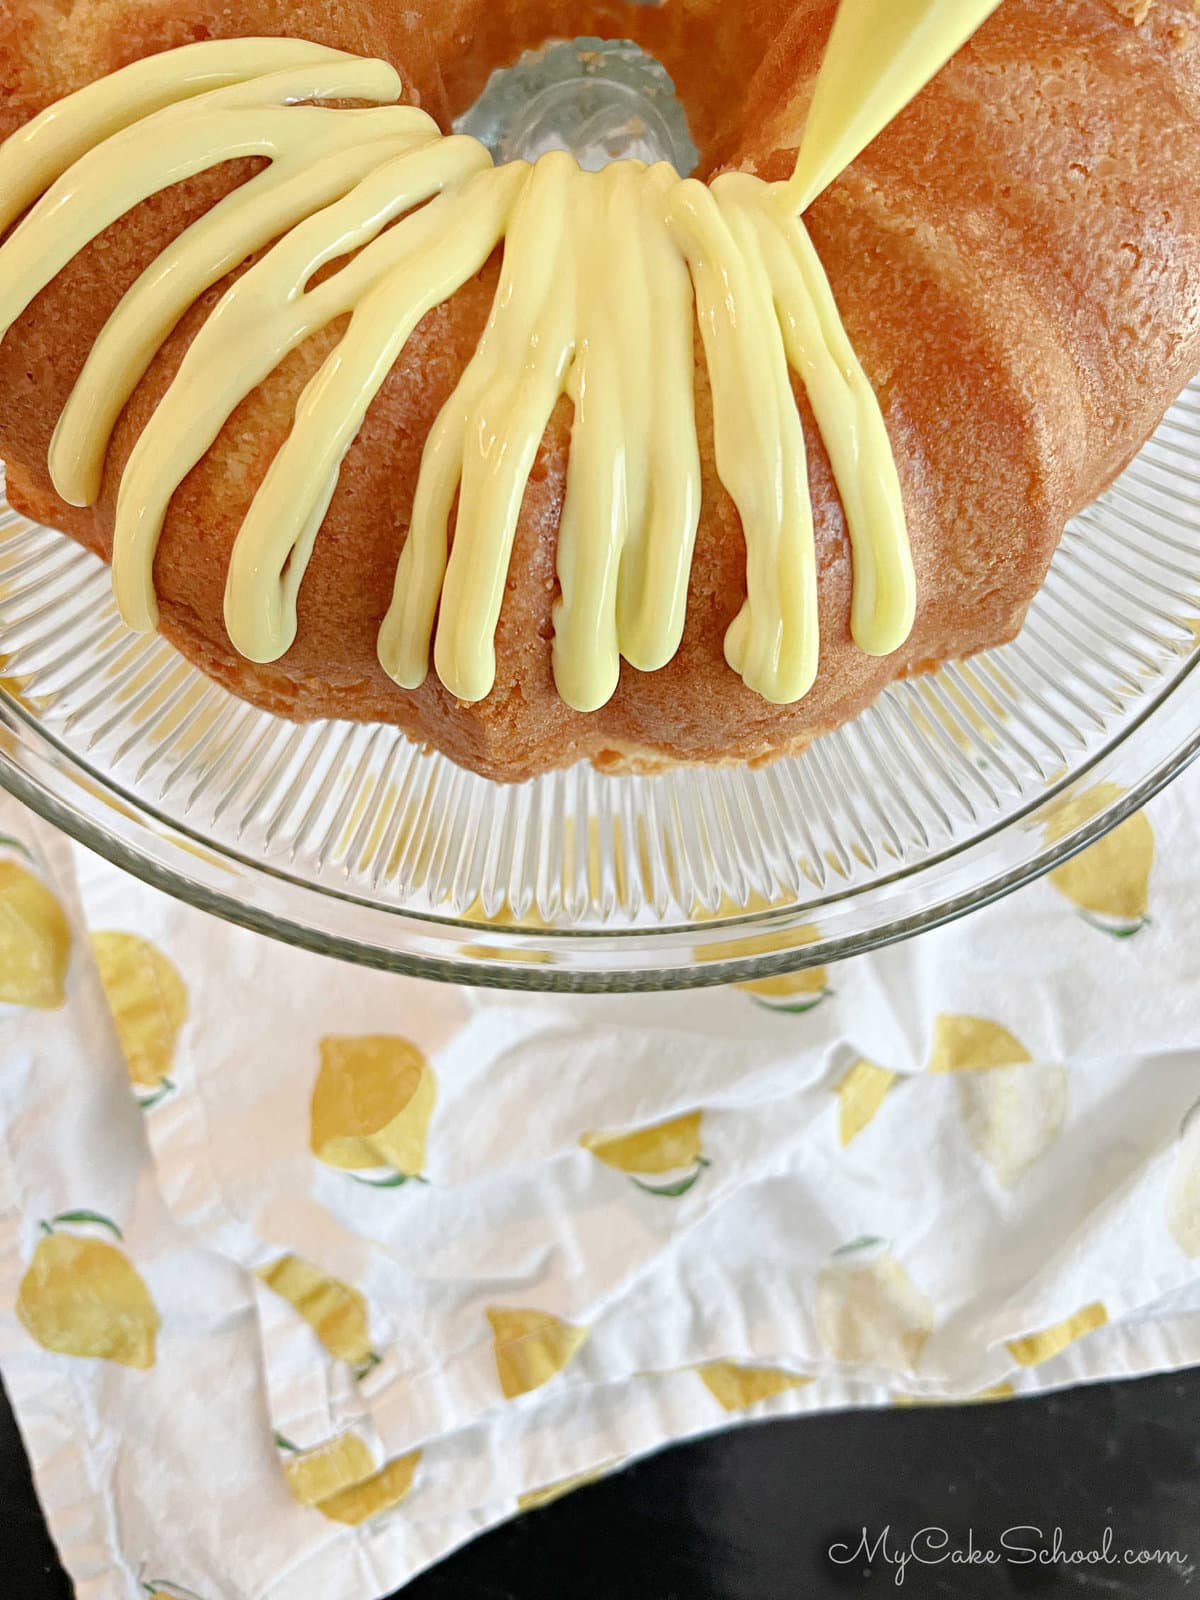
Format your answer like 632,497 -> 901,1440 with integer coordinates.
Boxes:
350,1172 -> 429,1190
1078,911 -> 1149,941
631,1158 -> 712,1198
0,834 -> 32,860
1044,787 -> 1154,938
833,1235 -> 889,1258
311,1037 -> 436,1184
137,1080 -> 177,1112
581,1113 -> 712,1199
18,1213 -> 159,1369
142,1582 -> 207,1600
751,989 -> 835,1016
40,1209 -> 123,1240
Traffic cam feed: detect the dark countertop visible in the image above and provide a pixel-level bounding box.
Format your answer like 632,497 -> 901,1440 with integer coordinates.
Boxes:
3,1369 -> 1197,1598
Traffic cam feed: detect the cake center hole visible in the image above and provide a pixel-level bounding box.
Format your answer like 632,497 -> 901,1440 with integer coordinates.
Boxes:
454,38 -> 699,176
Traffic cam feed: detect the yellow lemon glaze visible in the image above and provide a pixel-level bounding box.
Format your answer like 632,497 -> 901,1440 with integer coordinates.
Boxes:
0,4 -> 999,712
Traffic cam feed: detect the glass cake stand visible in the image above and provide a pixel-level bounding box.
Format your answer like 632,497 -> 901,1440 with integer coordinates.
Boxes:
2,43 -> 1200,990
2,375 -> 1199,991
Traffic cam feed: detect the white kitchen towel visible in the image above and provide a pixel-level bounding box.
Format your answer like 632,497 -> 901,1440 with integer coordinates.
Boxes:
0,769 -> 1197,1600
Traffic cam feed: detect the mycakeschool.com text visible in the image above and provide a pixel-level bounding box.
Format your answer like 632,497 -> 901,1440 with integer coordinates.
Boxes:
827,1525 -> 1192,1588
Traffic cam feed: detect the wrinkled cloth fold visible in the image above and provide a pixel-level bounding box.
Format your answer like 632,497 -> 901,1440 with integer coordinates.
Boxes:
0,776 -> 1197,1599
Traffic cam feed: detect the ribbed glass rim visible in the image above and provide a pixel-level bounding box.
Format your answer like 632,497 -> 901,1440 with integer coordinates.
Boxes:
3,375 -> 1200,991
2,656 -> 1197,991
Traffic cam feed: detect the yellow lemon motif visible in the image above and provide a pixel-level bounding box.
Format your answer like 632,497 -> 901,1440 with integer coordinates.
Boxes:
893,1383 -> 1015,1407
518,1461 -> 618,1512
927,1014 -> 1032,1074
257,1255 -> 378,1377
310,1036 -> 436,1183
487,1306 -> 589,1399
17,1214 -> 159,1369
1166,1105 -> 1200,1258
698,1361 -> 813,1412
694,922 -> 830,1009
817,1248 -> 934,1372
1005,1302 -> 1109,1367
317,1451 -> 421,1526
836,1060 -> 897,1147
926,1017 -> 1063,1185
90,931 -> 188,1100
1044,785 -> 1154,936
955,1063 -> 1068,1188
580,1112 -> 710,1198
0,859 -> 71,1009
738,928 -> 829,1007
278,1431 -> 376,1507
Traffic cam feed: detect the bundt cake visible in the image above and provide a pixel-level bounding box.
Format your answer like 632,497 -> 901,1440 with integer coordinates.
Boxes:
0,0 -> 1198,783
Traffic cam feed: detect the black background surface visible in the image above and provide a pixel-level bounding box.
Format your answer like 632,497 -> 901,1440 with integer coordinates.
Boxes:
3,1369 -> 1197,1597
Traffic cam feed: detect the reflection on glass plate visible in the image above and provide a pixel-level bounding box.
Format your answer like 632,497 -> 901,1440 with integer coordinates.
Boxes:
1,379 -> 1199,991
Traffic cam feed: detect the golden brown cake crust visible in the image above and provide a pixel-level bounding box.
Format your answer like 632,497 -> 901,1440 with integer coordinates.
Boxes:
1,0 -> 1199,781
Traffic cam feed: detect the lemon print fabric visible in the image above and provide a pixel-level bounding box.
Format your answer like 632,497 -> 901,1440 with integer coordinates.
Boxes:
311,1036 -> 436,1187
836,1060 -> 897,1147
1044,784 -> 1154,937
0,856 -> 71,1009
927,1015 -> 1067,1186
1166,1102 -> 1200,1257
698,1361 -> 813,1411
316,1452 -> 421,1526
1005,1302 -> 1109,1367
17,1212 -> 159,1369
927,1015 -> 1031,1075
487,1306 -> 589,1399
731,926 -> 831,1010
816,1242 -> 933,1372
257,1255 -> 380,1380
518,1461 -> 619,1512
955,1062 -> 1068,1188
276,1433 -> 420,1525
278,1431 -> 377,1507
580,1112 -> 711,1198
91,931 -> 188,1108
893,1383 -> 1015,1407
